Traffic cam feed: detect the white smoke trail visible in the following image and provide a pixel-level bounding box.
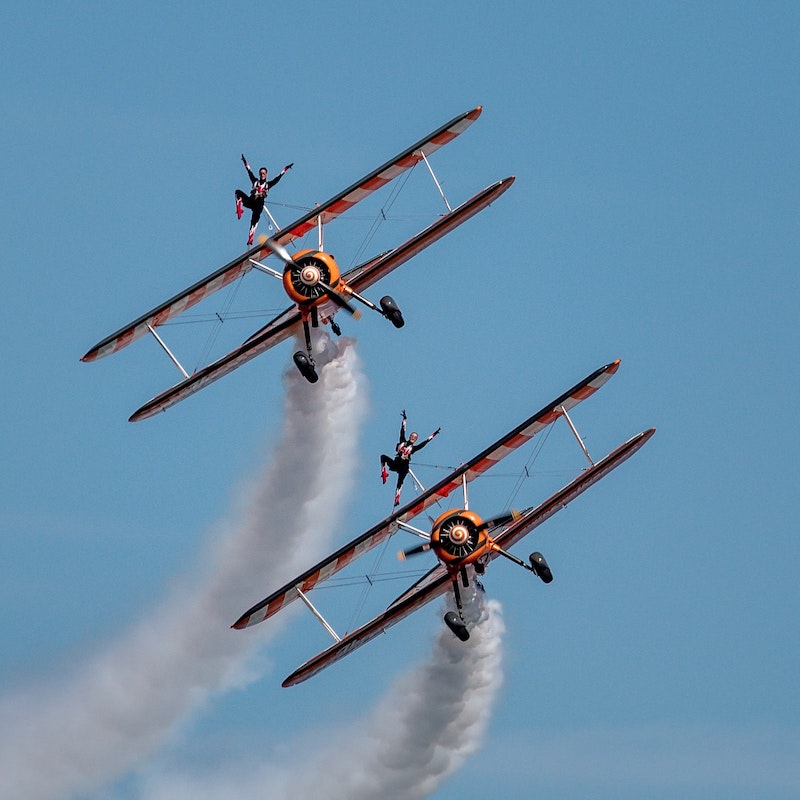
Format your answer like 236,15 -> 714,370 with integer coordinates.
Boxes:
0,335 -> 366,800
137,586 -> 505,800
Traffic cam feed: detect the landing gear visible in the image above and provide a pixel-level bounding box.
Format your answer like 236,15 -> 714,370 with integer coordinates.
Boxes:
293,352 -> 318,383
380,295 -> 405,328
443,567 -> 471,641
443,611 -> 470,641
529,552 -> 553,583
293,316 -> 320,383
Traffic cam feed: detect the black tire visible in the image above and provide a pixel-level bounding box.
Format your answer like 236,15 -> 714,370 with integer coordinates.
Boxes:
292,351 -> 319,383
529,551 -> 553,583
443,611 -> 470,641
380,295 -> 405,328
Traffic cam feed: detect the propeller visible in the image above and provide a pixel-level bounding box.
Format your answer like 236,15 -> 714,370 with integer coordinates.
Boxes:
397,510 -> 520,562
265,237 -> 360,317
398,542 -> 431,560
263,236 -> 298,267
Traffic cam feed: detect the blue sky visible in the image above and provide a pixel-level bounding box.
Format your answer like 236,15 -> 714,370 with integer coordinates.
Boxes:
1,2 -> 798,798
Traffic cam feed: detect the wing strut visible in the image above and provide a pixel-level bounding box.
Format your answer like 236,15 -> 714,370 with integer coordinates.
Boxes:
146,324 -> 189,379
296,587 -> 341,643
421,151 -> 452,212
560,405 -> 595,466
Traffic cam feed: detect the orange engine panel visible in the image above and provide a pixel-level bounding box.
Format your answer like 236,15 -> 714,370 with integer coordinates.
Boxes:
282,250 -> 342,305
429,509 -> 488,568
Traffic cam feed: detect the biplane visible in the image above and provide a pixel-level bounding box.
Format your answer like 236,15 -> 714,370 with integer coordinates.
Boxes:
81,106 -> 514,420
232,360 -> 655,687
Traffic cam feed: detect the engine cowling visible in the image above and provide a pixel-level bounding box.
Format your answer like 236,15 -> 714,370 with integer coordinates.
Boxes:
282,250 -> 341,304
430,509 -> 488,568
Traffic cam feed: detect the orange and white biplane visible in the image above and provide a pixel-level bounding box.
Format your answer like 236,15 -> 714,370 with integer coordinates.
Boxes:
81,106 -> 514,420
232,360 -> 655,687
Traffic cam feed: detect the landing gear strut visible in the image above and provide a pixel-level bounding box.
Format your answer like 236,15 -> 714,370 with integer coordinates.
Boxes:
293,316 -> 319,383
443,567 -> 471,641
293,352 -> 318,383
444,611 -> 469,641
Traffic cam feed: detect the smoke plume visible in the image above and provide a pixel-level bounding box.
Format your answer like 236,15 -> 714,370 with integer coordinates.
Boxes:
1,334 -> 507,800
139,587 -> 505,799
0,336 -> 365,800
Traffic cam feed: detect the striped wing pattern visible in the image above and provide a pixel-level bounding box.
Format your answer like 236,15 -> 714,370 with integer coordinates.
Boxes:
232,361 -> 621,630
81,107 -> 482,363
280,427 -> 655,686
81,256 -> 260,362
128,178 -> 513,421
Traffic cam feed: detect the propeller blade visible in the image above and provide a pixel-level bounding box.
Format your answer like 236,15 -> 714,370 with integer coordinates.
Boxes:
398,542 -> 431,561
319,281 -> 361,317
263,236 -> 298,267
477,509 -> 521,532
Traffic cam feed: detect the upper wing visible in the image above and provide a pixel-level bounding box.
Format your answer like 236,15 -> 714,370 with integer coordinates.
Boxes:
81,107 -> 483,363
280,427 -> 656,686
231,360 -> 622,630
127,178 -> 513,422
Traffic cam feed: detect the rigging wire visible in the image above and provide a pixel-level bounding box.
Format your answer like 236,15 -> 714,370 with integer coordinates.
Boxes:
346,525 -> 398,634
502,423 -> 554,511
347,166 -> 417,269
192,275 -> 246,372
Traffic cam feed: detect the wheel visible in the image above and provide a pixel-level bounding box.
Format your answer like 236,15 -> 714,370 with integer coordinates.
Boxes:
529,552 -> 553,583
443,611 -> 470,641
292,351 -> 319,383
379,295 -> 405,328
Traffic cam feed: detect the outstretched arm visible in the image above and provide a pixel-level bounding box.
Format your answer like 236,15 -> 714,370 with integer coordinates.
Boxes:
241,154 -> 256,184
412,427 -> 440,453
398,409 -> 407,443
268,162 -> 293,189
